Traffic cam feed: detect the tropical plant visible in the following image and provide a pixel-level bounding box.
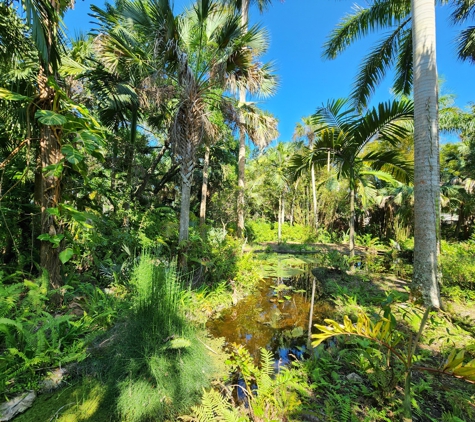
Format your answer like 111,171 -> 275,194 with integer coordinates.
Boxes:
225,0 -> 277,238
312,307 -> 475,421
188,346 -> 310,421
294,117 -> 321,230
291,99 -> 414,263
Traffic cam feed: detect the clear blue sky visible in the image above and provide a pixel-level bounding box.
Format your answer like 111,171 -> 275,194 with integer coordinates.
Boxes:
64,0 -> 475,143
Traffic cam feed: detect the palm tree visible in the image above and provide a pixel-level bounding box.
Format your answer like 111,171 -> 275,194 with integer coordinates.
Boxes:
226,0 -> 276,238
294,117 -> 320,230
120,0 -> 276,243
411,0 -> 441,311
292,99 -> 414,261
1,0 -> 70,292
266,142 -> 294,242
323,0 -> 412,109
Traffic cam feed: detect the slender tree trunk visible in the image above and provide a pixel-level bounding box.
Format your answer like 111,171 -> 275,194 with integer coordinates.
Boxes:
111,135 -> 118,191
126,107 -> 138,189
134,141 -> 170,199
305,186 -> 309,227
311,163 -> 318,230
411,0 -> 441,309
237,92 -> 246,238
236,0 -> 250,238
349,186 -> 355,263
179,143 -> 195,243
199,143 -> 210,228
281,195 -> 285,226
278,195 -> 282,243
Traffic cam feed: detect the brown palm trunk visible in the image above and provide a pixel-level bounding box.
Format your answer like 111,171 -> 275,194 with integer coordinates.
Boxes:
35,71 -> 63,293
179,145 -> 195,243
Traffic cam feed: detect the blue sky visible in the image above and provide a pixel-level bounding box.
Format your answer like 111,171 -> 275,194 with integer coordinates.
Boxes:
64,0 -> 475,143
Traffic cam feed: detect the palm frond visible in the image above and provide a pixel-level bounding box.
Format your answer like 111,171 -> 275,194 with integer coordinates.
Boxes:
362,149 -> 414,184
323,0 -> 410,60
456,26 -> 475,63
351,21 -> 409,110
393,27 -> 413,95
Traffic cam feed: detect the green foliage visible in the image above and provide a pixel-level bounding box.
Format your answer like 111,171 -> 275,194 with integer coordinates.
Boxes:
246,219 -> 316,243
0,272 -> 112,395
312,307 -> 475,419
94,254 -> 219,421
440,241 -> 475,295
189,346 -> 310,421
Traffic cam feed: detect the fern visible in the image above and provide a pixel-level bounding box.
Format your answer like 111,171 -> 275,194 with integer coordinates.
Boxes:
190,389 -> 248,422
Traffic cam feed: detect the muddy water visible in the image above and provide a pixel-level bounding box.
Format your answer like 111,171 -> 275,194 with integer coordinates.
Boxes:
207,259 -> 334,361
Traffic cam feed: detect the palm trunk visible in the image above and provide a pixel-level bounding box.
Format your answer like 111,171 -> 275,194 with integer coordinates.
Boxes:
179,144 -> 195,243
237,91 -> 246,238
311,163 -> 318,230
37,126 -> 63,291
35,71 -> 63,294
281,195 -> 285,226
277,195 -> 282,243
199,143 -> 210,227
126,107 -> 138,192
236,0 -> 250,238
411,0 -> 441,309
349,186 -> 355,266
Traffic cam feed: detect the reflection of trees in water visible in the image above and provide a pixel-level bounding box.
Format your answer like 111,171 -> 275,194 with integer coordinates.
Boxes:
207,270 -> 333,360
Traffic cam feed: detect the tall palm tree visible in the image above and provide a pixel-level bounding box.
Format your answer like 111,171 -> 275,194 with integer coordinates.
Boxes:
1,0 -> 70,292
294,117 -> 321,230
120,0 -> 276,243
292,99 -> 414,261
411,0 -> 442,310
226,0 -> 276,238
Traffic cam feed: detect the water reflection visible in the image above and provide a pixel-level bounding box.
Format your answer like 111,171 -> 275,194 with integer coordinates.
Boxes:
207,260 -> 334,360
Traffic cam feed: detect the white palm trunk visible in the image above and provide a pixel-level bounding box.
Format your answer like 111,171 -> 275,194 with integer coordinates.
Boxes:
311,163 -> 318,229
236,0 -> 250,238
411,0 -> 441,309
199,143 -> 210,227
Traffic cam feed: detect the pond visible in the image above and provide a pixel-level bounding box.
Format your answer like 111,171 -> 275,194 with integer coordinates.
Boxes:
206,254 -> 334,362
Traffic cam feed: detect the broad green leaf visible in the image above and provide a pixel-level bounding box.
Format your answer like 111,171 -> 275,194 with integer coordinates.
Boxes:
47,207 -> 60,217
62,144 -> 84,164
43,163 -> 64,178
0,88 -> 30,101
59,248 -> 75,264
35,110 -> 68,125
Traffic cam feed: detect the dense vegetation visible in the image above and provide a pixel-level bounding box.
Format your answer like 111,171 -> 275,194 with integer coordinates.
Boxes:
1,0 -> 475,421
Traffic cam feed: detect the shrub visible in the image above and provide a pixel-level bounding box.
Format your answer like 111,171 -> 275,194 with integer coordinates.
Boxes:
440,241 -> 475,292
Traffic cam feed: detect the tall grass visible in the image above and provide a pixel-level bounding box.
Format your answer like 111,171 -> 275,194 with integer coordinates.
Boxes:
102,253 -> 217,421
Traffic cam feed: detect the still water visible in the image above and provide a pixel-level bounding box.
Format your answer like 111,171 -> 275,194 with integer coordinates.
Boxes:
207,255 -> 334,362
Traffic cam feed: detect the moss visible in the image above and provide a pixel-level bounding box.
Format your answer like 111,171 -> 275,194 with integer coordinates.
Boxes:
15,377 -> 113,422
